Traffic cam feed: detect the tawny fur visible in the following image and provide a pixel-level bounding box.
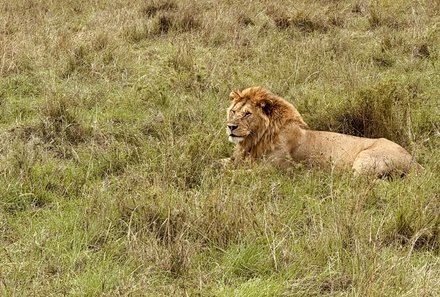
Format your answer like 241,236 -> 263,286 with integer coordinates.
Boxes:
225,86 -> 421,176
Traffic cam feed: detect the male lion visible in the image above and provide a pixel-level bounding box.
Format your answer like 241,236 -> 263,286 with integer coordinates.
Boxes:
225,86 -> 420,176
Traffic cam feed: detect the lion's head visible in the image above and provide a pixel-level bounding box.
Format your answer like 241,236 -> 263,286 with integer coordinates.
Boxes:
226,87 -> 308,145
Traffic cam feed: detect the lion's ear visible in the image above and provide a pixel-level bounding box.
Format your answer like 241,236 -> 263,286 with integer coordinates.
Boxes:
258,98 -> 275,115
229,90 -> 241,101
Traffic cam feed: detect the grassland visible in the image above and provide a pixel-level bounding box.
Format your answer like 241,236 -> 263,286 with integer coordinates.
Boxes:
0,0 -> 439,296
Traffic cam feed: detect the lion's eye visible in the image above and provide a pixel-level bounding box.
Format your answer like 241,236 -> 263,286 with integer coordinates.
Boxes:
244,111 -> 252,117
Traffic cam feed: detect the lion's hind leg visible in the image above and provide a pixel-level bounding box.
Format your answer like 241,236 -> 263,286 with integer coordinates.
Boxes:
352,151 -> 390,177
352,147 -> 413,177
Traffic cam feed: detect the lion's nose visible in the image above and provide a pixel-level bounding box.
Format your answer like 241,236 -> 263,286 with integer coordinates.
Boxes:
227,124 -> 238,132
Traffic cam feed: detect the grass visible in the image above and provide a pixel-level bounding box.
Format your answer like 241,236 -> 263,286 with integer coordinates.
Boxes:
1,0 -> 440,295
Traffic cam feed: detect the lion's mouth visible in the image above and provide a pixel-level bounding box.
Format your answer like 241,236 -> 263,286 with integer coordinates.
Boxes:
228,134 -> 245,144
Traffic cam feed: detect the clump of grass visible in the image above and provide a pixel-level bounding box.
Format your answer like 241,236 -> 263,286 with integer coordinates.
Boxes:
125,3 -> 201,42
92,32 -> 109,52
386,214 -> 439,252
1,51 -> 34,76
151,8 -> 201,35
223,244 -> 274,280
115,186 -> 194,277
123,25 -> 149,43
167,47 -> 195,73
367,3 -> 407,29
291,11 -> 330,33
12,93 -> 90,158
381,194 -> 440,252
352,1 -> 368,15
266,6 -> 334,33
2,74 -> 42,98
320,275 -> 352,294
413,43 -> 430,59
61,44 -> 92,78
372,53 -> 395,68
237,14 -> 255,27
118,192 -> 187,245
39,96 -> 89,145
312,81 -> 421,146
140,0 -> 177,18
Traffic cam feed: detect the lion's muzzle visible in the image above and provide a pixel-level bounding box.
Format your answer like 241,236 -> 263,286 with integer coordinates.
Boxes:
227,124 -> 245,143
227,124 -> 238,133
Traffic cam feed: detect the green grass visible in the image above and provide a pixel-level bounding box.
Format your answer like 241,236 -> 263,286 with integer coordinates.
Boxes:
1,0 -> 440,295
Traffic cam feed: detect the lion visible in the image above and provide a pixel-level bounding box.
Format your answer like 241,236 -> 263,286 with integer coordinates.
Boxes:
225,86 -> 421,177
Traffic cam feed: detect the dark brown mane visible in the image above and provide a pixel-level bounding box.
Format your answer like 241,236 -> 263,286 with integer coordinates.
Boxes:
240,86 -> 309,129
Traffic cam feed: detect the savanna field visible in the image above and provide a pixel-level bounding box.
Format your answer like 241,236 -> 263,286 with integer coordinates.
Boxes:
1,0 -> 440,296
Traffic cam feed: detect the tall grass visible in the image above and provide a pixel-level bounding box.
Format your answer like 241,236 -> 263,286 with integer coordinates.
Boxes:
1,0 -> 439,295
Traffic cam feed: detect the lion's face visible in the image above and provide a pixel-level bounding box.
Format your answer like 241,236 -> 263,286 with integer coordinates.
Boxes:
226,91 -> 270,144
